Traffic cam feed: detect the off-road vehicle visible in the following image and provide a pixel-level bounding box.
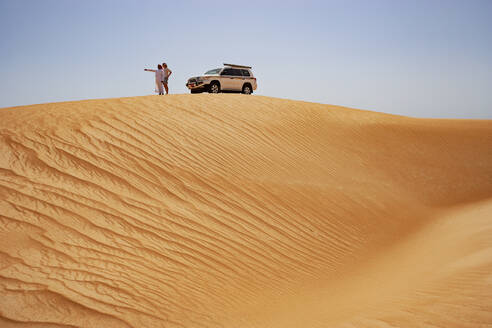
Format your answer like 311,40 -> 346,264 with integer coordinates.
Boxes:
186,63 -> 257,94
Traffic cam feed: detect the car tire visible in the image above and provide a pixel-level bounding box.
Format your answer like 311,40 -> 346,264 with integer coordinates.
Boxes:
209,82 -> 220,94
242,84 -> 252,95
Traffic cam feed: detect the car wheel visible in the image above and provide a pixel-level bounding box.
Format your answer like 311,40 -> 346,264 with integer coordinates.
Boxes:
209,82 -> 220,94
242,84 -> 252,95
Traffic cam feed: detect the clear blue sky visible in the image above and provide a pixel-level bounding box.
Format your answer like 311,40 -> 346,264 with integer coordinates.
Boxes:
1,0 -> 491,118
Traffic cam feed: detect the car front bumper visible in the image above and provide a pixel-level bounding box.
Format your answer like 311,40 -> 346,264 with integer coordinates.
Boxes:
186,81 -> 209,90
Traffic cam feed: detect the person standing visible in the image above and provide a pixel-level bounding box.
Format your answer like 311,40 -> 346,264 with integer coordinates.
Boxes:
162,63 -> 172,95
144,65 -> 165,95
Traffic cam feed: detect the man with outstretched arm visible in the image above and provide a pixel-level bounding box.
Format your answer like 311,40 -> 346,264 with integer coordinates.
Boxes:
144,65 -> 165,95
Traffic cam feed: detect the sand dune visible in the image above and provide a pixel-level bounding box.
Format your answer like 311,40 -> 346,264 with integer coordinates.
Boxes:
1,94 -> 491,328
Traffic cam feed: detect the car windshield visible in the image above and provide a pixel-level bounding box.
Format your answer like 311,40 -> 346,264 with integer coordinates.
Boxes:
204,68 -> 221,75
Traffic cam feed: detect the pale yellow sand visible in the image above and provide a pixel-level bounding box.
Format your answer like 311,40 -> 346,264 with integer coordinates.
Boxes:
0,94 -> 491,328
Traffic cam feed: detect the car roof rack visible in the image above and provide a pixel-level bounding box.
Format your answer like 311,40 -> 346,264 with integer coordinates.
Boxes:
223,63 -> 252,69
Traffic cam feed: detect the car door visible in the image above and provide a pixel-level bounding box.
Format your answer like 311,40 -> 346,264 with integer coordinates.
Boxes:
229,68 -> 244,91
220,68 -> 235,90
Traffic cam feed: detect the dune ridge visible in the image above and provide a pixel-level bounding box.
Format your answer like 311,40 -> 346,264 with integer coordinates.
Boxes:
0,94 -> 491,327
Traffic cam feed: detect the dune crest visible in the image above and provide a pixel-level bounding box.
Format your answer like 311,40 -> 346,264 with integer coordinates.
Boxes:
1,94 -> 491,327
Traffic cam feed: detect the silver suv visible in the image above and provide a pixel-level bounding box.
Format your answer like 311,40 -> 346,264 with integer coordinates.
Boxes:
186,63 -> 257,94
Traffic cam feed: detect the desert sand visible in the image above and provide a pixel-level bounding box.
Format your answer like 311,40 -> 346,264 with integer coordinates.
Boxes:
0,94 -> 491,327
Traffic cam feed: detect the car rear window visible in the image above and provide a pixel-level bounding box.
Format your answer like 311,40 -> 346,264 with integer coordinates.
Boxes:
241,69 -> 250,77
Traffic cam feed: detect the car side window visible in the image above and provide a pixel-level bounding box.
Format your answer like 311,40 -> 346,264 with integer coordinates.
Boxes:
221,68 -> 233,76
241,69 -> 250,77
231,69 -> 242,76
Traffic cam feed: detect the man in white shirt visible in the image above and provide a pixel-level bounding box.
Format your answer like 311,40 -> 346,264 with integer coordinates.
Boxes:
144,65 -> 165,95
162,63 -> 172,95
